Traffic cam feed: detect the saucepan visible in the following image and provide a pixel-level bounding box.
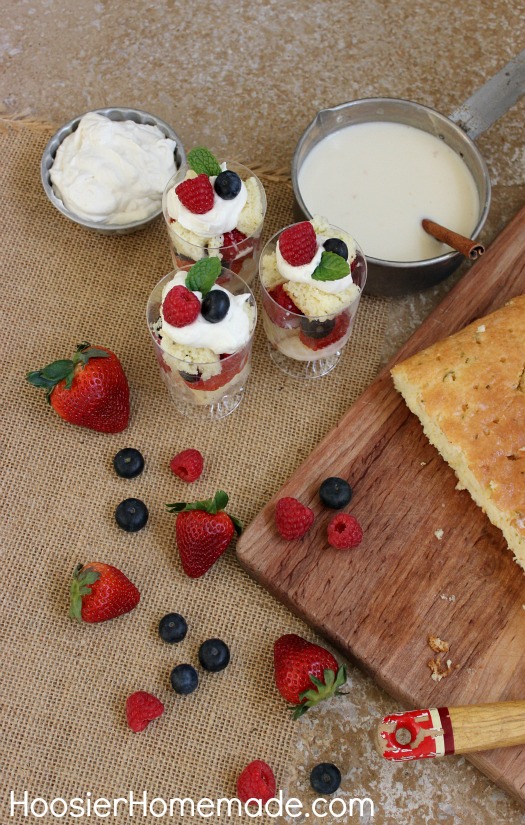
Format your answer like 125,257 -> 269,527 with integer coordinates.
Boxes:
292,51 -> 525,297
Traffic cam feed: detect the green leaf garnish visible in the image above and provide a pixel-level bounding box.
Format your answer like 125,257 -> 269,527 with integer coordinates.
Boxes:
311,251 -> 350,282
185,257 -> 221,296
187,147 -> 222,177
166,490 -> 242,532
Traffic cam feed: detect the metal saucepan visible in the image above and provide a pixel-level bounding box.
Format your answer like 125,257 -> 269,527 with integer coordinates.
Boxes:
292,51 -> 525,297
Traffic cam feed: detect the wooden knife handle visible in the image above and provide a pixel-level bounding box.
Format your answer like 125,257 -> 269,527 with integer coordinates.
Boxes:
377,701 -> 525,761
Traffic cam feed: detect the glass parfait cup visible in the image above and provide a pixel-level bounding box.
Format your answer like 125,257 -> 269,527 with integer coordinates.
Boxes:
162,160 -> 267,288
146,266 -> 257,420
259,224 -> 367,379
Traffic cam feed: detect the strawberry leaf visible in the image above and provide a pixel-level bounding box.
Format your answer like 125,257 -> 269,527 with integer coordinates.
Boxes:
185,258 -> 221,296
311,251 -> 350,282
166,490 -> 229,515
229,514 -> 243,535
213,490 -> 229,511
187,146 -> 222,177
291,664 -> 348,719
69,564 -> 100,622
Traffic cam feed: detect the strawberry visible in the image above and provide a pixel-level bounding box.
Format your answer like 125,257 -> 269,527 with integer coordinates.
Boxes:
220,229 -> 253,273
180,349 -> 248,392
27,342 -> 129,433
69,562 -> 140,623
176,174 -> 214,214
125,691 -> 164,732
278,221 -> 318,266
166,490 -> 242,578
273,633 -> 347,719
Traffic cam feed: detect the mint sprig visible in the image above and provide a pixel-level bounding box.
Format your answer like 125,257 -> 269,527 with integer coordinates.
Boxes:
187,147 -> 222,177
311,251 -> 350,282
185,257 -> 221,296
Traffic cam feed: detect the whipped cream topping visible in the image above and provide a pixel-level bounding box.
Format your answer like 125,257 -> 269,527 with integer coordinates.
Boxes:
160,271 -> 252,355
276,233 -> 357,294
50,112 -> 177,225
166,164 -> 247,236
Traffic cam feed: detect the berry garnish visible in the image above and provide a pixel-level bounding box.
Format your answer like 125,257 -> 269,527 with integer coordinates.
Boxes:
319,477 -> 352,509
236,761 -> 276,806
299,313 -> 350,351
125,691 -> 164,732
170,448 -> 204,482
214,170 -> 242,200
323,238 -> 348,260
327,513 -> 363,549
198,638 -> 230,672
115,498 -> 149,533
300,316 -> 335,340
170,664 -> 199,695
113,448 -> 144,479
278,221 -> 318,266
176,173 -> 214,214
158,612 -> 188,644
274,497 -> 315,541
310,763 -> 341,794
163,285 -> 201,327
201,289 -> 230,323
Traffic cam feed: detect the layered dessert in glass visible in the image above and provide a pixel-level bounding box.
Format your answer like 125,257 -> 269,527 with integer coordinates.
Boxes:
162,147 -> 266,287
259,217 -> 367,378
147,258 -> 257,419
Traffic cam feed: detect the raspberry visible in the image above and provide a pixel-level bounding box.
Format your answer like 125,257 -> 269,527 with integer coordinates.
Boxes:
269,284 -> 302,314
220,229 -> 252,274
299,313 -> 350,351
278,221 -> 318,266
163,285 -> 201,327
182,349 -> 247,392
125,691 -> 164,732
236,760 -> 276,806
275,497 -> 315,540
327,513 -> 363,549
266,284 -> 303,329
176,174 -> 214,214
170,448 -> 204,482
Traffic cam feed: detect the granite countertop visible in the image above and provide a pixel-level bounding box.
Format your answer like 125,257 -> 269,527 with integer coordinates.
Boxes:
2,1 -> 524,821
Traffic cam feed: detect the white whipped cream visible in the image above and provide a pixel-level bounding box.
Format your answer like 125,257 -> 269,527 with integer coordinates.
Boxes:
50,112 -> 177,225
166,164 -> 247,236
276,234 -> 356,294
160,271 -> 252,354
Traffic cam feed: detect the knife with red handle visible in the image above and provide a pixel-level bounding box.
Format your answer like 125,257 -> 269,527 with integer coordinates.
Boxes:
376,702 -> 525,761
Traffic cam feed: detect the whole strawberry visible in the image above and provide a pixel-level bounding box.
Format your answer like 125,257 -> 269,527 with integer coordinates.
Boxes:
273,633 -> 346,719
166,490 -> 242,578
27,342 -> 129,433
69,562 -> 140,623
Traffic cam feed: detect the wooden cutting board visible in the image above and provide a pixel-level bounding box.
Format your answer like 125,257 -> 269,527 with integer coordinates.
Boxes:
237,203 -> 525,804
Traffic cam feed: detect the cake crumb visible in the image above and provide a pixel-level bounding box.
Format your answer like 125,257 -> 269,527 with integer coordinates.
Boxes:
427,656 -> 454,682
440,594 -> 456,602
434,528 -> 444,540
420,461 -> 427,466
428,635 -> 449,653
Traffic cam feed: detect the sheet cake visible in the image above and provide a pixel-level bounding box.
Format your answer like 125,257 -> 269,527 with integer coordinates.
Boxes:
391,295 -> 525,571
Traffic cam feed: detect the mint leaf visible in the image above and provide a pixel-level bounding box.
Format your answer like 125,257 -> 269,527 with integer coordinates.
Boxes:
311,251 -> 350,282
188,147 -> 222,177
185,257 -> 221,295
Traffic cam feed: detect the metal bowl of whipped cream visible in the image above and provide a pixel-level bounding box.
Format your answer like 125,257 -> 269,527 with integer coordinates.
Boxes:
41,107 -> 186,235
292,96 -> 493,297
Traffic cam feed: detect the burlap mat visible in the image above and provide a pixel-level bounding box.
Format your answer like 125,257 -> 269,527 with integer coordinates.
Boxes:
0,119 -> 388,824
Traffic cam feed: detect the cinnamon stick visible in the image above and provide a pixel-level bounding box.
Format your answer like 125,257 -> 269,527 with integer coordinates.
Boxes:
422,218 -> 485,260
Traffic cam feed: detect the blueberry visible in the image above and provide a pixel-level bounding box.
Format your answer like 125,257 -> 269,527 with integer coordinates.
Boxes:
179,369 -> 201,383
319,477 -> 352,509
113,448 -> 144,479
198,638 -> 230,672
115,498 -> 148,532
170,663 -> 198,695
214,170 -> 242,200
300,317 -> 336,339
309,763 -> 341,795
201,289 -> 230,323
159,613 -> 188,644
323,238 -> 348,260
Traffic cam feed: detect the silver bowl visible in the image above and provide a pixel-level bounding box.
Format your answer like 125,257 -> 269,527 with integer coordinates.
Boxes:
292,98 -> 491,297
41,107 -> 186,235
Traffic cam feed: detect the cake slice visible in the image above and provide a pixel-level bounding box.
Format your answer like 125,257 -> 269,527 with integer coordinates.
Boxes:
391,295 -> 525,571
